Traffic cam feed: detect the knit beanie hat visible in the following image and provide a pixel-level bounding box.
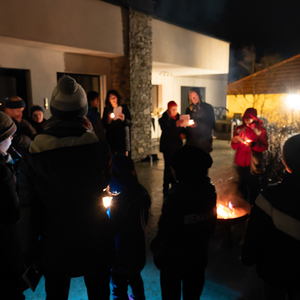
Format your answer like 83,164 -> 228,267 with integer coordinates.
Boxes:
243,108 -> 258,121
171,145 -> 213,180
50,76 -> 88,119
30,105 -> 44,116
167,101 -> 177,110
0,111 -> 17,143
5,97 -> 26,109
283,133 -> 300,174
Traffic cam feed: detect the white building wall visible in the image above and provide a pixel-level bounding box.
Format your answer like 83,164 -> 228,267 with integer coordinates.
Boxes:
0,43 -> 112,119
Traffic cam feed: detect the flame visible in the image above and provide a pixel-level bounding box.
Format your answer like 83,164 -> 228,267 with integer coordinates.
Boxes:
217,201 -> 236,219
110,113 -> 115,119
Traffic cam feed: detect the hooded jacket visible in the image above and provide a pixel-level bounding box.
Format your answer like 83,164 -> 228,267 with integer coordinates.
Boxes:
19,118 -> 114,278
231,109 -> 268,167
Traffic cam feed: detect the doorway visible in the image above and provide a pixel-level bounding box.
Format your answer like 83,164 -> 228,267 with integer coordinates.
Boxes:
0,68 -> 31,118
180,86 -> 206,115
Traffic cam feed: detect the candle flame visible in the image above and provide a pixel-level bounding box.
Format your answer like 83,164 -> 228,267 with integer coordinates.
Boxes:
103,196 -> 112,208
111,113 -> 115,119
188,119 -> 194,125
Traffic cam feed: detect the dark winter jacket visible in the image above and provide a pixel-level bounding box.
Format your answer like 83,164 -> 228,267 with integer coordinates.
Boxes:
159,111 -> 185,154
28,118 -> 47,135
10,118 -> 37,158
0,152 -> 23,274
102,104 -> 132,153
185,102 -> 215,152
241,173 -> 300,291
110,183 -> 151,276
19,118 -> 114,278
86,107 -> 105,140
151,176 -> 216,269
231,120 -> 268,167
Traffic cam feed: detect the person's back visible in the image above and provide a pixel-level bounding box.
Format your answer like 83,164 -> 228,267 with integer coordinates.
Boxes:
109,154 -> 151,300
241,133 -> 300,299
151,145 -> 216,300
19,76 -> 114,300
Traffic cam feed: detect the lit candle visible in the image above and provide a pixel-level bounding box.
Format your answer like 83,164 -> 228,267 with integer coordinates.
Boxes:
188,119 -> 194,126
110,113 -> 115,119
103,196 -> 112,208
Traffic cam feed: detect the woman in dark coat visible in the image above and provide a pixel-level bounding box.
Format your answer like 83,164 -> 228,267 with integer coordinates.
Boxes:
19,76 -> 115,300
102,90 -> 132,155
159,101 -> 185,197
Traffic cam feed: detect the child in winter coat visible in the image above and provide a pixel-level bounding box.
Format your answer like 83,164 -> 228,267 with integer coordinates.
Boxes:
151,145 -> 216,300
241,133 -> 300,299
231,108 -> 268,204
109,154 -> 151,300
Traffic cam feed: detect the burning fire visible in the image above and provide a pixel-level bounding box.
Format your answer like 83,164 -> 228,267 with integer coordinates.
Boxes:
217,202 -> 236,219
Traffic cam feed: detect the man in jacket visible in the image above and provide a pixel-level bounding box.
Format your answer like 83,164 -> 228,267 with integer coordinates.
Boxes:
19,76 -> 114,300
159,101 -> 185,197
3,97 -> 37,158
241,133 -> 300,300
185,88 -> 215,152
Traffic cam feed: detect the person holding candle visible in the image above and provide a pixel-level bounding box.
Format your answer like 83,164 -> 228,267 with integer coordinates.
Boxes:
159,100 -> 186,197
102,90 -> 132,155
109,154 -> 151,300
241,133 -> 300,300
231,107 -> 268,205
185,88 -> 215,152
18,76 -> 114,300
151,145 -> 216,300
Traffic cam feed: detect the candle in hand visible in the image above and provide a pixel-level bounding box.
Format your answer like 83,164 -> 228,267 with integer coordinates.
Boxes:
110,113 -> 115,119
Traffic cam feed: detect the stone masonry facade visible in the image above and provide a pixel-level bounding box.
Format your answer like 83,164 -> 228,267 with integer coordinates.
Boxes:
111,9 -> 152,162
129,9 -> 152,162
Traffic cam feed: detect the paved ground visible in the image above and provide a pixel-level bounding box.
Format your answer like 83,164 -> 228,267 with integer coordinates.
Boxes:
24,139 -> 264,300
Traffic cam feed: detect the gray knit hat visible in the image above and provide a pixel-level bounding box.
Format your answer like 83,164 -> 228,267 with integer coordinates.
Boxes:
0,111 -> 17,143
50,76 -> 88,119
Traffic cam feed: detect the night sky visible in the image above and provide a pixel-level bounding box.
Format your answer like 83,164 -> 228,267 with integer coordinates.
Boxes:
154,0 -> 300,81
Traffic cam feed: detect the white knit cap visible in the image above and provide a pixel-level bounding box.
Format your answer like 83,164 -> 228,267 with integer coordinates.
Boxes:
50,76 -> 88,119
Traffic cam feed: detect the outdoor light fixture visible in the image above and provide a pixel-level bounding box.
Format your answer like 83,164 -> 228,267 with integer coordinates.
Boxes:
287,94 -> 300,109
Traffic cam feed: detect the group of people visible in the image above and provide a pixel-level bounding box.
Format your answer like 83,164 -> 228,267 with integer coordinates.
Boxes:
0,76 -> 148,300
1,75 -> 300,300
157,94 -> 300,299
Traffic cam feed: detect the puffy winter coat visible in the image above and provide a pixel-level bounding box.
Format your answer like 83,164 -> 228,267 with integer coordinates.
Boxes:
241,172 -> 300,291
19,118 -> 114,278
231,121 -> 268,167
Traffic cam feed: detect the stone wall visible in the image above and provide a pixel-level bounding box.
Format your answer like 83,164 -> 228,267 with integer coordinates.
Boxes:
129,8 -> 153,162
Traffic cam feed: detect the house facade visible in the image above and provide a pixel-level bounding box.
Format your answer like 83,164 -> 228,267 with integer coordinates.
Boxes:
0,0 -> 229,161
